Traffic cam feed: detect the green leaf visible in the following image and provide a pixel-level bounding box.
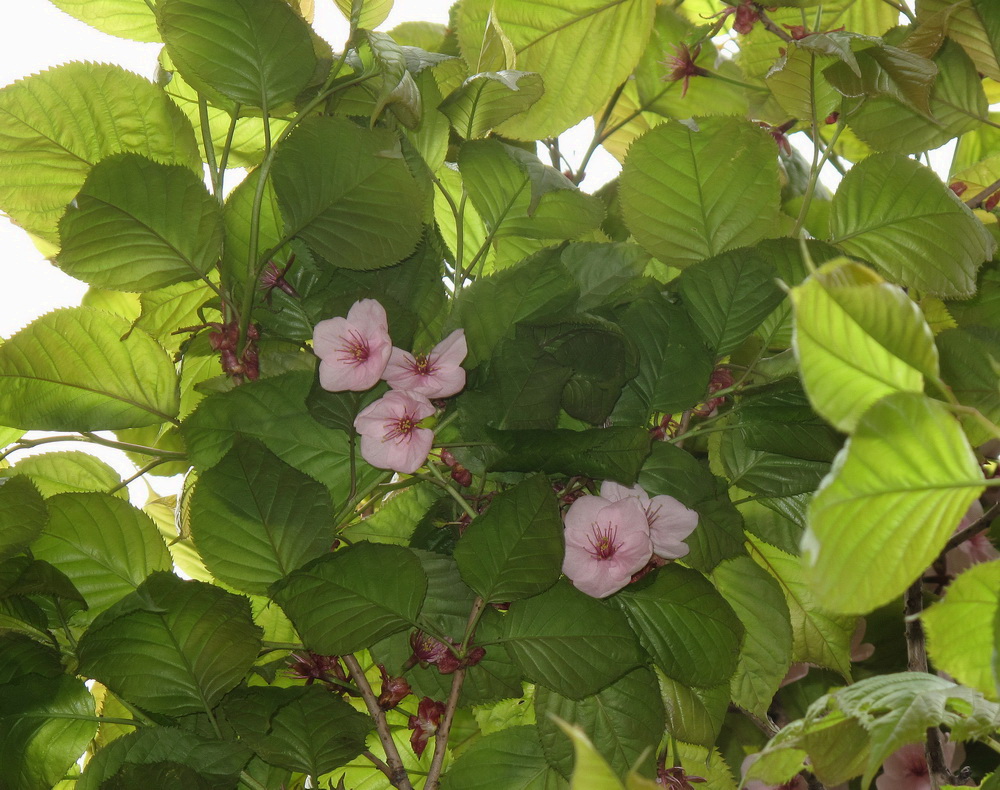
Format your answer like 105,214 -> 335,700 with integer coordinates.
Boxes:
790,259 -> 939,433
555,719 -> 626,790
919,0 -> 1000,81
823,38 -> 938,114
835,673 -> 1000,786
454,475 -> 564,602
182,370 -> 382,500
657,672 -> 729,749
455,0 -> 657,140
677,247 -> 786,356
57,154 -> 223,292
158,0 -> 318,109
441,726 -> 567,790
937,326 -> 1000,446
452,247 -> 579,367
334,0 -> 392,29
612,295 -> 715,423
615,565 -> 743,688
802,392 -> 984,615
637,442 -> 745,572
0,634 -> 63,684
0,62 -> 200,243
487,426 -> 651,486
77,572 -> 262,716
499,580 -> 644,699
713,422 -> 830,498
0,557 -> 84,607
0,308 -> 179,431
847,39 -> 988,155
31,493 -> 171,617
620,118 -> 782,268
271,117 -> 424,271
923,559 -> 1000,700
48,0 -> 160,41
829,153 -> 995,298
441,71 -> 545,138
0,675 -> 98,790
223,685 -> 372,775
711,556 -> 793,717
188,439 -> 335,595
0,477 -> 47,562
272,542 -> 426,654
536,667 -> 663,779
747,535 -> 854,678
9,451 -> 126,500
459,139 -> 604,240
766,44 -> 841,124
77,727 -> 248,790
133,281 -> 215,352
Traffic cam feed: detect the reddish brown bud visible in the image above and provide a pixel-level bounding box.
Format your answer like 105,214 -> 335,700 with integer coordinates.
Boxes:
986,191 -> 1000,211
825,111 -> 840,125
377,665 -> 411,710
949,181 -> 968,197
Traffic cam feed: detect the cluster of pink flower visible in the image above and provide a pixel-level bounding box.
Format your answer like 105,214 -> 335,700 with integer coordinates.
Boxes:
312,299 -> 467,474
561,481 -> 699,598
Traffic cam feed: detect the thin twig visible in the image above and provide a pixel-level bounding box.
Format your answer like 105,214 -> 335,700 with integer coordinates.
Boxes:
754,6 -> 794,42
942,501 -> 1000,554
343,654 -> 414,790
965,175 -> 1000,209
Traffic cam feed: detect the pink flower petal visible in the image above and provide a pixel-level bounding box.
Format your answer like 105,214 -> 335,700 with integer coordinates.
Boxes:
562,496 -> 652,598
354,391 -> 435,474
383,329 -> 468,398
313,300 -> 392,392
646,494 -> 698,559
600,481 -> 650,506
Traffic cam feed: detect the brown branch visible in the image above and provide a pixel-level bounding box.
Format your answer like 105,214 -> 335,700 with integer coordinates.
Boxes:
342,654 -> 414,790
966,176 -> 1000,209
942,501 -> 1000,554
754,6 -> 794,43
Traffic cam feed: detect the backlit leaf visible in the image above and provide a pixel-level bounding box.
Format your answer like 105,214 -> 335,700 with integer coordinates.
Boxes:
802,392 -> 984,615
0,308 -> 179,431
48,0 -> 160,41
440,70 -> 544,138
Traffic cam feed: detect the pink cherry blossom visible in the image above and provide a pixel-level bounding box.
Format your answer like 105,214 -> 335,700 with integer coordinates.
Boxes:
875,739 -> 960,790
599,481 -> 698,559
562,495 -> 653,598
383,329 -> 468,398
354,391 -> 435,474
313,299 -> 392,392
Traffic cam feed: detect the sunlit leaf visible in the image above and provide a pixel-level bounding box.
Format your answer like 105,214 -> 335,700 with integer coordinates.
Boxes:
923,559 -> 1000,700
456,0 -> 657,140
334,0 -> 393,29
802,392 -> 984,615
158,0 -> 318,109
440,70 -> 544,138
918,0 -> 1000,80
790,259 -> 939,432
829,153 -> 995,298
31,493 -> 171,618
77,572 -> 263,716
48,0 -> 160,41
0,63 -> 200,244
0,307 -> 179,431
9,451 -> 127,500
620,118 -> 782,268
58,153 -> 223,291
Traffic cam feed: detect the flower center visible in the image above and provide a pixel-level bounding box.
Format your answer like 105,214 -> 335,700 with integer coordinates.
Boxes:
412,352 -> 436,377
338,329 -> 371,366
587,522 -> 621,560
384,414 -> 417,444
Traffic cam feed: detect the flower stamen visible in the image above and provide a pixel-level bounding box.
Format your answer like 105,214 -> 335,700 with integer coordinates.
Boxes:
337,329 -> 371,365
588,522 -> 621,560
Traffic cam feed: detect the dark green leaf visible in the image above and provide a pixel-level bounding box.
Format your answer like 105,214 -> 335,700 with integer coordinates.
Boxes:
271,117 -> 424,271
0,477 -> 47,562
224,685 -> 372,775
0,557 -> 84,606
272,542 -> 427,654
0,634 -> 63,685
158,0 -> 318,108
535,667 -> 663,778
499,580 -> 644,699
58,153 -> 223,291
676,248 -> 786,356
77,572 -> 262,715
657,673 -> 729,749
441,726 -> 566,790
937,326 -> 1000,446
713,422 -> 830,497
454,475 -> 564,602
189,439 -> 334,595
615,565 -> 743,687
